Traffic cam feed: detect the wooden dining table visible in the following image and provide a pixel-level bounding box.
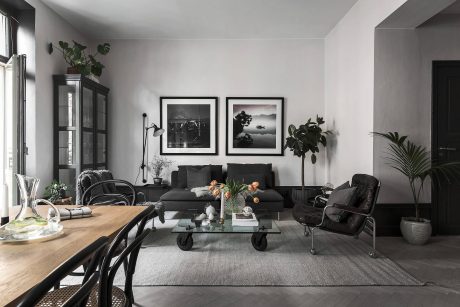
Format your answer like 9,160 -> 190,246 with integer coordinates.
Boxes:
0,205 -> 146,307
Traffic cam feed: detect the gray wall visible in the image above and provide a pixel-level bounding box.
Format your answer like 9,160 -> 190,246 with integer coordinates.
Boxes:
100,39 -> 326,186
374,13 -> 460,203
24,0 -> 90,194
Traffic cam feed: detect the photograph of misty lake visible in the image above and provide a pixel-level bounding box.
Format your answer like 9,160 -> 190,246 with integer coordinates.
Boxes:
233,104 -> 277,148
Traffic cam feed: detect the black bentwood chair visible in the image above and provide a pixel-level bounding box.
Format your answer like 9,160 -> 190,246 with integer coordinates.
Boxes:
98,205 -> 155,307
293,174 -> 380,258
30,206 -> 155,307
17,237 -> 109,307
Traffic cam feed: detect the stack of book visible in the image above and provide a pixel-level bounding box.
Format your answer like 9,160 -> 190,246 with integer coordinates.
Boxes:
232,213 -> 258,227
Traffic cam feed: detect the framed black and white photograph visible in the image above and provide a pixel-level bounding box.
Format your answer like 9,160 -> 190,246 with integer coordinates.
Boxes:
226,97 -> 284,156
160,97 -> 218,155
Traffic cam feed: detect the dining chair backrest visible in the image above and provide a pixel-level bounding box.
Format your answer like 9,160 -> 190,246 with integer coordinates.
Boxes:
99,205 -> 155,307
17,236 -> 109,307
80,179 -> 137,206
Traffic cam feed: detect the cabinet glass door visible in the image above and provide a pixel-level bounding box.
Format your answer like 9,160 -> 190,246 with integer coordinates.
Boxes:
82,86 -> 95,168
96,93 -> 107,167
58,84 -> 77,166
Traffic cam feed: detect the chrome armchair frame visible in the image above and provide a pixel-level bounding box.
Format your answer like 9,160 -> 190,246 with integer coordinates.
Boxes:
302,183 -> 380,258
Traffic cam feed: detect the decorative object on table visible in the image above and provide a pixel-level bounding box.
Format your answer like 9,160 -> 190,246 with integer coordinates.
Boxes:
49,40 -> 110,77
52,197 -> 73,206
226,97 -> 284,156
140,114 -> 165,183
160,97 -> 218,155
149,155 -> 172,185
209,179 -> 261,216
284,115 -> 331,204
232,212 -> 258,227
0,175 -> 62,242
204,203 -> 217,217
1,184 -> 9,226
48,206 -> 92,220
242,206 -> 253,217
44,180 -> 68,203
373,131 -> 460,245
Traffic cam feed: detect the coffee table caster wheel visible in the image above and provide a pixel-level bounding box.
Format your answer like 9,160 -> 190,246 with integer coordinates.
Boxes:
310,248 -> 316,255
368,250 -> 377,258
251,233 -> 267,251
177,233 -> 193,251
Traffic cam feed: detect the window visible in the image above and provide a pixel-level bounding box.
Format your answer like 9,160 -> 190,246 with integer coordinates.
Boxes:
0,11 -> 11,63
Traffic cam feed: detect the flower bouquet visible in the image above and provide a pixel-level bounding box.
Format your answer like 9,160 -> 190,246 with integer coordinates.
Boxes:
208,179 -> 261,215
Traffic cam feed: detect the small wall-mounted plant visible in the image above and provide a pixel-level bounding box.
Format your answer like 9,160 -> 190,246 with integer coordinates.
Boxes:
50,40 -> 110,77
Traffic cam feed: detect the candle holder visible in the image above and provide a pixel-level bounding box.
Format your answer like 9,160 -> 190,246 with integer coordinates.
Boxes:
1,216 -> 9,226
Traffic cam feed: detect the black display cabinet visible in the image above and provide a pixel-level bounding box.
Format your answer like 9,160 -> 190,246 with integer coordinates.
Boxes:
53,75 -> 109,198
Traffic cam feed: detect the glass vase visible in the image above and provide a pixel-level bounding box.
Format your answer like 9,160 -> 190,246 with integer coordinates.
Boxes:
5,174 -> 60,235
225,193 -> 246,216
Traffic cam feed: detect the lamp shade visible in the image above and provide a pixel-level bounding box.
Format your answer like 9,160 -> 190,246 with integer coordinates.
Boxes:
152,124 -> 165,137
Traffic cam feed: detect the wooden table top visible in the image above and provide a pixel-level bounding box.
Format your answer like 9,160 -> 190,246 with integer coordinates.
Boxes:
0,205 -> 146,307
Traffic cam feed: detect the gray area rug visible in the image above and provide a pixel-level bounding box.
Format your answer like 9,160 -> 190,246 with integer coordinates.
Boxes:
119,217 -> 422,287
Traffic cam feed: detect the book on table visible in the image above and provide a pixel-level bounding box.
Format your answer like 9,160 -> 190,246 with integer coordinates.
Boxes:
232,213 -> 258,227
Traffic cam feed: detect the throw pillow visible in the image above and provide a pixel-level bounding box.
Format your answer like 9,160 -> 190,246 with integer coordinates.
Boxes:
178,165 -> 223,188
226,173 -> 267,190
186,166 -> 212,189
326,182 -> 356,223
227,163 -> 273,188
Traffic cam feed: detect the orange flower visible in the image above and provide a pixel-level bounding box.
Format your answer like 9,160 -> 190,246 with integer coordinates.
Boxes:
210,180 -> 218,186
248,184 -> 255,192
212,189 -> 221,197
208,185 -> 215,191
224,191 -> 231,199
251,181 -> 260,189
253,197 -> 260,204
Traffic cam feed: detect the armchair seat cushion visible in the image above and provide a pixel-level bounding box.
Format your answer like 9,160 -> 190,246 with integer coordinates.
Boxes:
292,203 -> 355,235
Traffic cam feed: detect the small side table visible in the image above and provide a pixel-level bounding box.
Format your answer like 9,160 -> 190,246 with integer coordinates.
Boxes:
136,184 -> 171,202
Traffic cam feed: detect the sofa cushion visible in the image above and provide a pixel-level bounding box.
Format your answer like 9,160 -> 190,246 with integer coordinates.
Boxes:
227,163 -> 273,188
178,165 -> 223,188
246,189 -> 283,202
186,166 -> 211,189
160,188 -> 216,202
228,173 -> 267,190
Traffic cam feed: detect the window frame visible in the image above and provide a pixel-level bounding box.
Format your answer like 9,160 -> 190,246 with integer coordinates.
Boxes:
0,7 -> 18,64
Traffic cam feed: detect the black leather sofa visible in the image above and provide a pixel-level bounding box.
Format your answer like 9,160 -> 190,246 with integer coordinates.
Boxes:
160,164 -> 284,217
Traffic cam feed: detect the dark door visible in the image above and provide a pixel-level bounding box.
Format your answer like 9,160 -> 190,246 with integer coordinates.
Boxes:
433,61 -> 460,235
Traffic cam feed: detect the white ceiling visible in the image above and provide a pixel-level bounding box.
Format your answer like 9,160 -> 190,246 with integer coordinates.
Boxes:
40,0 -> 358,39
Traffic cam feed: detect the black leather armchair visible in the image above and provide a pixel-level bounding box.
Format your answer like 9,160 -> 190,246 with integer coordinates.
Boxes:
293,174 -> 380,258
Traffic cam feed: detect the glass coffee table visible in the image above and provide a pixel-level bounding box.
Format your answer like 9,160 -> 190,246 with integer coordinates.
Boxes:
171,214 -> 281,251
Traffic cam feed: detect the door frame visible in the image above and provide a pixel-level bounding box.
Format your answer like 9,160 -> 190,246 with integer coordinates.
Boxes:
431,60 -> 460,235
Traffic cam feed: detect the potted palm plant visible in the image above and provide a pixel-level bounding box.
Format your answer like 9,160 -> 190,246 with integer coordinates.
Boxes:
284,116 -> 331,203
373,132 -> 460,245
149,156 -> 172,185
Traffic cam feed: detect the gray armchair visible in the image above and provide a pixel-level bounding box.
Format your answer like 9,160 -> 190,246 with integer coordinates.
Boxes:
293,174 -> 380,258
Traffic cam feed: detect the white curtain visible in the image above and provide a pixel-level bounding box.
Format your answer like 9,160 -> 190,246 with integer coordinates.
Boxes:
0,13 -> 9,58
0,55 -> 20,215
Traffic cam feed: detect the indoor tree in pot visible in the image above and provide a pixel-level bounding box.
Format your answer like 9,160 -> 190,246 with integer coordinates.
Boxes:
373,132 -> 460,245
284,115 -> 331,204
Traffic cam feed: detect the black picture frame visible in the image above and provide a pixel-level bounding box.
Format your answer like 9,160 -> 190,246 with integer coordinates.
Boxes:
160,96 -> 218,155
226,97 -> 284,156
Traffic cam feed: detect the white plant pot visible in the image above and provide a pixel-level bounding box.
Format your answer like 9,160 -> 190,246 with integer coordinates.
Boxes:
400,217 -> 432,245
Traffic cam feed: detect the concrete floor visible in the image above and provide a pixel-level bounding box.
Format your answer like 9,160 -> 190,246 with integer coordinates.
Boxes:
131,213 -> 460,307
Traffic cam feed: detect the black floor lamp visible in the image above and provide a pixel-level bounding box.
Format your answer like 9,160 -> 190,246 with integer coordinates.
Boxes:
141,113 -> 164,183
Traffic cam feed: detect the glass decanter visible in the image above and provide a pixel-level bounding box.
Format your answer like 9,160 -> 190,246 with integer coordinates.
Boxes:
4,174 -> 60,237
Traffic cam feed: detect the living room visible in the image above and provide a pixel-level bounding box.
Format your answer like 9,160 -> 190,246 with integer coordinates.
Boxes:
1,0 -> 460,306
